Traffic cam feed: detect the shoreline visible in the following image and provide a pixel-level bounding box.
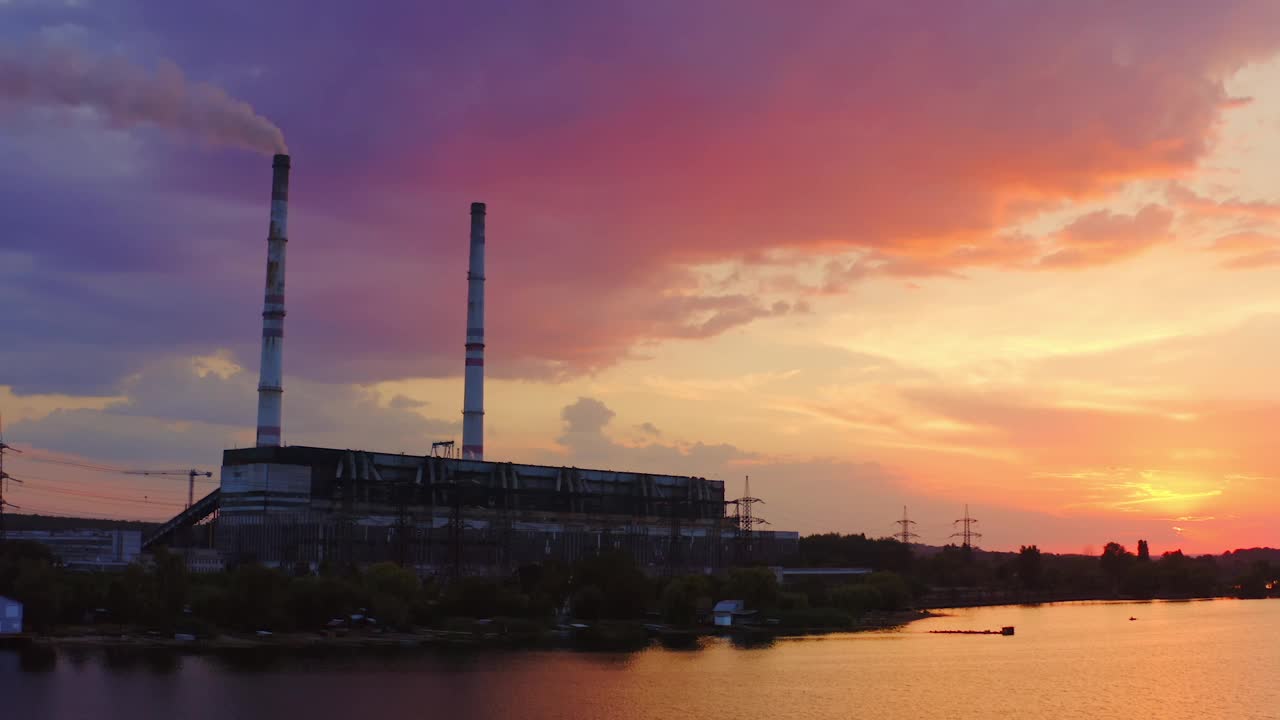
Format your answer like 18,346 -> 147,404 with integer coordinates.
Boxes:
16,609 -> 936,654
13,598 -> 1255,655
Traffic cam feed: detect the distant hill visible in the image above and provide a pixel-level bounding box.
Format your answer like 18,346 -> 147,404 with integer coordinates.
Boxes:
3,513 -> 159,534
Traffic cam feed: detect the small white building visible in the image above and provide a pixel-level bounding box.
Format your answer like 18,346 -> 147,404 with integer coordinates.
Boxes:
0,596 -> 22,634
713,599 -> 747,627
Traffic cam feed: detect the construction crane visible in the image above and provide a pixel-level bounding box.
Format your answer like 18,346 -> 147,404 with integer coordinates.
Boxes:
124,469 -> 214,510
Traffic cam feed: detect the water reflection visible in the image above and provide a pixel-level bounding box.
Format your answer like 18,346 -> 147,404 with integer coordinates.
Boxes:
2,601 -> 1275,720
100,647 -> 183,675
657,632 -> 702,651
17,645 -> 56,673
728,631 -> 775,650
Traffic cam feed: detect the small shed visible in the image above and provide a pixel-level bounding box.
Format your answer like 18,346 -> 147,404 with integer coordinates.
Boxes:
713,600 -> 752,627
0,596 -> 22,634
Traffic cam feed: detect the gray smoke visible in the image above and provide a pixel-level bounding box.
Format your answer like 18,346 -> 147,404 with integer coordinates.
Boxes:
0,45 -> 286,155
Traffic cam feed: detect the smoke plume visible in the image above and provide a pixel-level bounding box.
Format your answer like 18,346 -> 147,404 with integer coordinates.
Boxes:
0,45 -> 287,155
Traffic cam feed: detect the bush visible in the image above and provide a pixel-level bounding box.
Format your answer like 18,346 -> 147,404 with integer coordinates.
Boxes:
368,592 -> 410,629
225,564 -> 293,631
571,585 -> 605,620
866,572 -> 911,611
724,567 -> 780,610
289,575 -> 362,630
828,584 -> 882,614
364,562 -> 420,602
571,551 -> 653,619
659,575 -> 711,625
778,591 -> 809,611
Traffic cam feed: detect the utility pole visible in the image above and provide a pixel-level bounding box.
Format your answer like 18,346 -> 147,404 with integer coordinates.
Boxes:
894,505 -> 919,545
951,504 -> 982,550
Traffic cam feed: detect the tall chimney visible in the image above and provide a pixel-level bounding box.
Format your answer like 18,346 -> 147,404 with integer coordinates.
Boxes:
461,202 -> 486,460
255,153 -> 290,447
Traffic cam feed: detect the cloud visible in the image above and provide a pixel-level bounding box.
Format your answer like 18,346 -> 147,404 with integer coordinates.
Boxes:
560,397 -> 615,436
1167,182 -> 1280,223
9,1 -> 1280,393
636,422 -> 662,437
819,205 -> 1177,291
1203,230 -> 1280,269
1037,205 -> 1175,269
7,354 -> 461,464
1220,249 -> 1280,269
541,397 -> 1216,551
552,396 -> 752,476
388,394 -> 428,410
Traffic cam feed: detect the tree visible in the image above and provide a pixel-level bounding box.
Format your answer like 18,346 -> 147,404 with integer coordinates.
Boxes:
1233,560 -> 1275,599
1017,545 -> 1044,590
1100,542 -> 1133,591
10,558 -> 63,631
866,571 -> 911,610
659,575 -> 711,625
828,583 -> 882,614
571,585 -> 605,620
571,550 -> 652,619
226,564 -> 292,630
724,567 -> 780,610
1137,540 -> 1150,562
153,547 -> 191,621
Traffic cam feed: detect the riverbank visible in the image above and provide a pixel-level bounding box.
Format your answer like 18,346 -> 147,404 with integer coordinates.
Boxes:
28,609 -> 935,654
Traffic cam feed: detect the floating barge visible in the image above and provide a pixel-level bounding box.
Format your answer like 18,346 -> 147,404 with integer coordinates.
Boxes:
929,626 -> 1015,636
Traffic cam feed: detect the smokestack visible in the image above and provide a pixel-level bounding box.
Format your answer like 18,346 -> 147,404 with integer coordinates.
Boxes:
462,202 -> 486,460
255,154 -> 290,447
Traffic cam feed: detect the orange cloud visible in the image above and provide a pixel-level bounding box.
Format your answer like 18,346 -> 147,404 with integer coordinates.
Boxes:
1037,205 -> 1174,268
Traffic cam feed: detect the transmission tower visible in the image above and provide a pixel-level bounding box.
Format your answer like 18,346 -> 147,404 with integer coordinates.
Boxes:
0,416 -> 24,543
951,504 -> 982,549
736,476 -> 769,533
894,505 -> 919,545
732,476 -> 768,564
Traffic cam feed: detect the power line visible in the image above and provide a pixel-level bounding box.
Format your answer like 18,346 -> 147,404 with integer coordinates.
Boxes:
19,452 -> 191,476
11,450 -> 214,515
12,471 -> 202,492
6,502 -> 164,523
12,482 -> 183,509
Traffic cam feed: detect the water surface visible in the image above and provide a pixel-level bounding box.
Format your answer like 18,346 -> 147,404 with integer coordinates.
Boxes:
3,599 -> 1276,720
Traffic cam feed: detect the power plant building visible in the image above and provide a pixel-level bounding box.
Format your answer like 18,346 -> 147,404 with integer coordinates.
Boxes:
149,154 -> 798,574
211,446 -> 796,573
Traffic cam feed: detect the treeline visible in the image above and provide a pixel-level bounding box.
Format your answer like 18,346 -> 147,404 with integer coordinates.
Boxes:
0,541 -> 911,635
4,533 -> 1277,638
4,514 -> 158,533
791,533 -> 1280,601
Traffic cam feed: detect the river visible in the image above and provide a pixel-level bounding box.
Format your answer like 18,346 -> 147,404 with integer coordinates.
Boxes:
3,599 -> 1277,720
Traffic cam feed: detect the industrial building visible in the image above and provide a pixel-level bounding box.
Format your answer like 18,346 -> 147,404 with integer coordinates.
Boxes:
8,529 -> 141,571
149,155 -> 798,575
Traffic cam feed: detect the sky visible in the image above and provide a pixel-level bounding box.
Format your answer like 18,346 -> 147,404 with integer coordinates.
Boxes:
4,0 -> 1280,554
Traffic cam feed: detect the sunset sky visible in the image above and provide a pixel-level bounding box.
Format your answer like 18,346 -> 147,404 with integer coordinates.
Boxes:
5,1 -> 1280,554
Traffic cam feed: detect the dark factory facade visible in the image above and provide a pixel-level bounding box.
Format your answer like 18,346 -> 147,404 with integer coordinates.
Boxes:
213,445 -> 798,576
